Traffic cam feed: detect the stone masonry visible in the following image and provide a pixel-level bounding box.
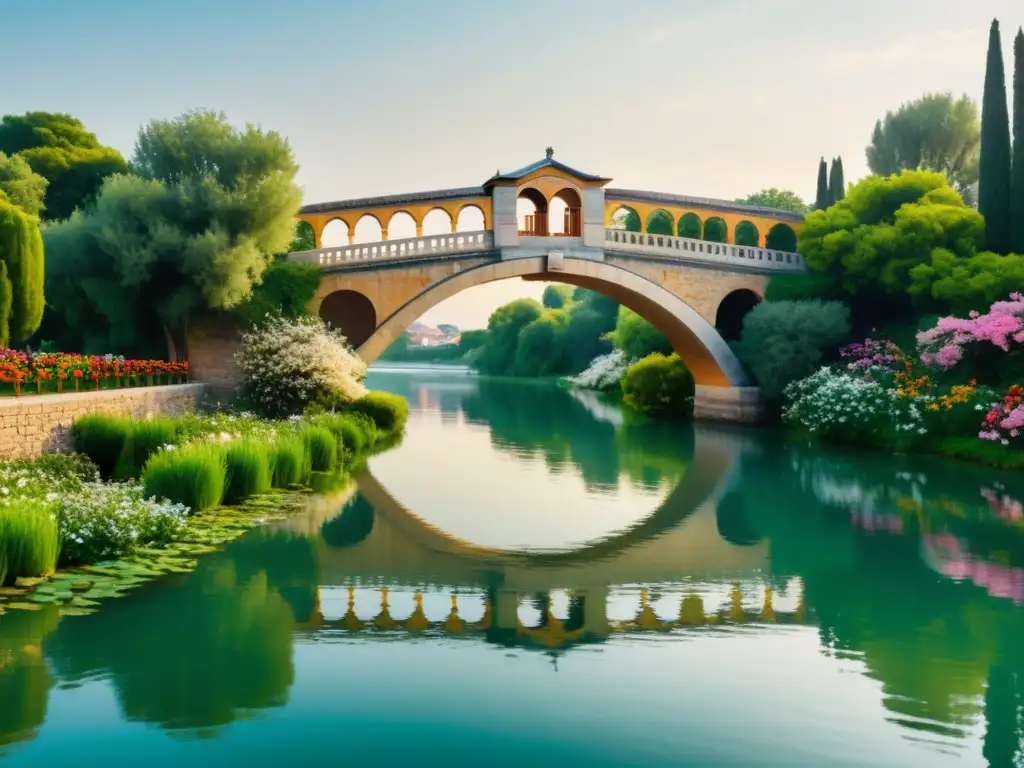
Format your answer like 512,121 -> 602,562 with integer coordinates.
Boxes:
0,384 -> 206,460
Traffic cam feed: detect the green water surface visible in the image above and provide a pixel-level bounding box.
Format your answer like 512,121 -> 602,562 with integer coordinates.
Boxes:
3,366 -> 1024,767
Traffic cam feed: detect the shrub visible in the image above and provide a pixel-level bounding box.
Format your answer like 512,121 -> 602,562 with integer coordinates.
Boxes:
609,307 -> 673,360
123,417 -> 176,478
236,315 -> 367,418
302,426 -> 338,473
738,300 -> 851,400
349,392 -> 409,434
57,483 -> 188,565
620,353 -> 694,419
71,413 -> 133,479
271,438 -> 307,488
223,441 -> 273,505
0,502 -> 59,585
312,413 -> 370,460
142,444 -> 226,512
566,349 -> 630,391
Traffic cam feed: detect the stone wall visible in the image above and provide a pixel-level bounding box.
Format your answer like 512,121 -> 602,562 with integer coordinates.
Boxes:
0,384 -> 206,460
187,314 -> 244,397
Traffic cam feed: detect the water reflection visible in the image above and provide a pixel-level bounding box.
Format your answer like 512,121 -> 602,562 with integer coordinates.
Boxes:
2,372 -> 1024,765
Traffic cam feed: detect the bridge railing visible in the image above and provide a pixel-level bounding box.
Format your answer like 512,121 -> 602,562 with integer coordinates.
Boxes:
604,229 -> 806,272
291,230 -> 494,269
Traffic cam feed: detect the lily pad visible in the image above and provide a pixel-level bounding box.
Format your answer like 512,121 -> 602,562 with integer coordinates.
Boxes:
6,602 -> 43,611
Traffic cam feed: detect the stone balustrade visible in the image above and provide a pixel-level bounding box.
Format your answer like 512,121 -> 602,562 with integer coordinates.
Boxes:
604,229 -> 806,272
291,230 -> 494,269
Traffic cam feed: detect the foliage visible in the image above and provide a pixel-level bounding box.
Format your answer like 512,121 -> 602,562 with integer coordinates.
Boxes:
0,503 -> 59,585
349,391 -> 409,434
735,188 -> 807,213
738,300 -> 851,400
910,249 -> 1024,314
71,413 -> 133,479
514,310 -> 569,376
866,93 -> 981,202
123,418 -> 177,478
915,294 -> 1024,383
302,427 -> 337,473
542,284 -> 573,309
0,195 -> 44,343
271,438 -> 307,488
42,109 -> 301,358
937,436 -> 1024,470
458,329 -> 488,354
142,443 -> 226,513
979,21 -> 1013,253
703,217 -> 726,243
379,338 -> 464,364
564,350 -> 631,391
678,213 -> 701,238
0,152 -> 47,217
311,412 -> 371,459
475,298 -> 543,375
765,223 -> 799,253
0,349 -> 187,397
237,314 -> 367,418
815,157 -> 829,210
828,157 -> 845,204
290,220 -> 316,252
621,353 -> 694,419
56,483 -> 188,566
0,112 -> 130,221
232,260 -> 321,327
223,441 -> 273,505
609,306 -> 672,359
0,262 -> 11,349
646,210 -> 674,235
1014,28 -> 1024,253
799,170 -> 983,326
978,384 -> 1024,446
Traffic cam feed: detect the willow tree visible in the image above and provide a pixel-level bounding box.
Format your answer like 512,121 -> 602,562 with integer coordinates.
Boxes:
0,196 -> 44,344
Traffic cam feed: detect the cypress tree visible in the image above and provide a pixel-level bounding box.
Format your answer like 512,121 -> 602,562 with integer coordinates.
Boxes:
815,157 -> 829,210
832,157 -> 846,202
980,19 -> 1013,254
1013,28 -> 1024,251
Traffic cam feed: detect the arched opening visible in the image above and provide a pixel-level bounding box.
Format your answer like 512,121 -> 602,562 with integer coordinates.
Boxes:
517,188 -> 548,236
318,290 -> 377,347
387,211 -> 417,240
550,187 -> 582,237
321,218 -> 351,247
715,289 -> 761,343
321,496 -> 375,549
715,490 -> 762,546
646,209 -> 674,236
422,208 -> 453,236
608,205 -> 641,232
456,204 -> 485,232
734,220 -> 759,247
352,214 -> 383,245
766,223 -> 798,253
359,257 -> 749,388
703,217 -> 728,243
678,212 -> 702,239
293,220 -> 316,251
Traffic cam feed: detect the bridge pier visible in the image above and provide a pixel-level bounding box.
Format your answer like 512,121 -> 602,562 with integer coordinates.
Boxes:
693,385 -> 765,424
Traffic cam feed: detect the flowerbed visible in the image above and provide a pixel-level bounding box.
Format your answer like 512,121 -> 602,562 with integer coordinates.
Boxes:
0,349 -> 188,397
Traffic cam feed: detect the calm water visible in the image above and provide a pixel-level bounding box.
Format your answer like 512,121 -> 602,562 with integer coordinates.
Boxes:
4,368 -> 1024,766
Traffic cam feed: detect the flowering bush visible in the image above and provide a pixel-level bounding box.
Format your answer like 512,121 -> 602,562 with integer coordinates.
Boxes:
917,293 -> 1024,371
566,350 -> 630,391
839,338 -> 903,373
0,349 -> 187,396
237,316 -> 368,418
979,384 -> 1024,446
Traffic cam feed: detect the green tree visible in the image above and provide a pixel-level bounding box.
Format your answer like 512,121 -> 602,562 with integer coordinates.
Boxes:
909,250 -> 1024,314
0,196 -> 44,343
542,284 -> 573,309
1012,27 -> 1024,252
736,188 -> 807,213
43,110 -> 302,358
458,329 -> 488,353
828,157 -> 845,204
610,207 -> 641,231
0,262 -> 12,348
0,112 -> 129,221
609,306 -> 672,359
979,20 -> 1013,253
866,93 -> 981,202
815,158 -> 829,210
678,212 -> 702,238
476,298 -> 543,375
621,353 -> 694,419
646,210 -> 674,235
703,217 -> 727,243
0,153 -> 47,217
290,220 -> 316,252
515,310 -> 569,376
738,300 -> 851,400
232,260 -> 321,327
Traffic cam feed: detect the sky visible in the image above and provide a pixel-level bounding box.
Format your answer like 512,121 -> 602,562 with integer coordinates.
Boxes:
6,0 -> 1021,329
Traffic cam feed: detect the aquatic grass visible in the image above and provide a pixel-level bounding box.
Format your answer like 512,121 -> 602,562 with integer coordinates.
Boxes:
348,392 -> 409,434
142,444 -> 226,513
125,417 -> 177,478
302,426 -> 338,473
0,502 -> 60,585
71,414 -> 133,479
310,414 -> 370,463
223,441 -> 273,505
271,438 -> 306,488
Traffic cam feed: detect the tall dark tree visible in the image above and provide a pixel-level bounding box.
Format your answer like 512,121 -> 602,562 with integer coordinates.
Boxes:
979,19 -> 1013,254
830,157 -> 845,203
1013,28 -> 1024,251
815,157 -> 829,210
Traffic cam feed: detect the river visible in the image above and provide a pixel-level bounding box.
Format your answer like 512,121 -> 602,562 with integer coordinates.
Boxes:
4,366 -> 1024,766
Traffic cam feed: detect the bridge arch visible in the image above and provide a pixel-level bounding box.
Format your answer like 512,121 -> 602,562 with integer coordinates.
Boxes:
354,256 -> 748,387
456,204 -> 486,232
422,208 -> 453,236
715,288 -> 761,342
387,210 -> 417,239
320,217 -> 351,247
646,209 -> 674,236
766,222 -> 798,253
703,216 -> 728,243
353,213 -> 383,244
319,289 -> 377,347
734,220 -> 759,247
608,205 -> 641,232
678,212 -> 702,239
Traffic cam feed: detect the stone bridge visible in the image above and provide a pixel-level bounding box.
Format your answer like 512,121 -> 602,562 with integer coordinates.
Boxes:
289,150 -> 806,422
